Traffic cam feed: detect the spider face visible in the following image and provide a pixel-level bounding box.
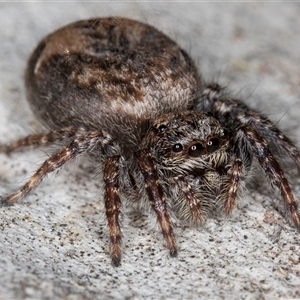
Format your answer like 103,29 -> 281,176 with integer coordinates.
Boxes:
144,111 -> 230,175
1,17 -> 300,267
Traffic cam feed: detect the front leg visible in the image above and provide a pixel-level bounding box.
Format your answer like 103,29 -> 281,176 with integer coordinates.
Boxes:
136,149 -> 177,257
174,175 -> 203,225
224,136 -> 251,215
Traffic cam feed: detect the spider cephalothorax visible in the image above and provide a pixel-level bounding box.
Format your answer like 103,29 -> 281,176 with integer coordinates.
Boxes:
144,111 -> 230,174
1,17 -> 300,266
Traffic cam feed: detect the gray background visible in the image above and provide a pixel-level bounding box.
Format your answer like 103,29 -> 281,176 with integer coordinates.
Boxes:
1,2 -> 300,300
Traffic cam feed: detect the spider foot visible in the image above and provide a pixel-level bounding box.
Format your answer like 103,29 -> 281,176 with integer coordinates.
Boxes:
169,249 -> 178,258
111,255 -> 121,267
0,143 -> 13,156
290,206 -> 300,228
110,244 -> 121,267
0,195 -> 15,207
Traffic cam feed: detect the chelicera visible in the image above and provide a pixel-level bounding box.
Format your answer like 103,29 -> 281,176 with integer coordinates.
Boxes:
1,17 -> 299,266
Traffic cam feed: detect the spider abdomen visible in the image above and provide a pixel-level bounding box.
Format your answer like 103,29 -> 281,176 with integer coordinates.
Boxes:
25,17 -> 200,147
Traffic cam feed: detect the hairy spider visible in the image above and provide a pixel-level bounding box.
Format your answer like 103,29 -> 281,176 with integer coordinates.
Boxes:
1,17 -> 300,266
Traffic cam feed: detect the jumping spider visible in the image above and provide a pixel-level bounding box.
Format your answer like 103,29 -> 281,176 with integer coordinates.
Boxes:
1,17 -> 300,266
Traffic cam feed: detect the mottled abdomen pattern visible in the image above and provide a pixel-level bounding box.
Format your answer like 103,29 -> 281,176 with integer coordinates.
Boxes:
25,17 -> 200,149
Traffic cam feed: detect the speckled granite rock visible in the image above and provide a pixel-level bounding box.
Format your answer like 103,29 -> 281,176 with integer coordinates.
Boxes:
1,2 -> 300,299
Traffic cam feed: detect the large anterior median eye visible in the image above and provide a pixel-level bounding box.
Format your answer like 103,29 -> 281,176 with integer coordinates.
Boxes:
207,137 -> 219,152
188,143 -> 205,157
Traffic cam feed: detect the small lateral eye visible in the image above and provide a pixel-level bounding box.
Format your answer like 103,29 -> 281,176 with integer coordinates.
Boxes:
188,143 -> 205,157
220,128 -> 229,138
158,124 -> 168,132
172,143 -> 183,153
207,137 -> 219,152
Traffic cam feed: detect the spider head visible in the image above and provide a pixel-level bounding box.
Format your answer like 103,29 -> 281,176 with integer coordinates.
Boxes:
143,111 -> 230,175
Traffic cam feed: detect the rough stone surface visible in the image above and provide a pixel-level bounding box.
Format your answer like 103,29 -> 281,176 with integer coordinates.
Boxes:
1,2 -> 300,300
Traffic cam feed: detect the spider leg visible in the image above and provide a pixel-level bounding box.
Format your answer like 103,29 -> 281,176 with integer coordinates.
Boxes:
241,126 -> 300,227
2,130 -> 112,205
224,134 -> 252,214
0,127 -> 85,154
225,157 -> 243,214
197,83 -> 226,112
199,83 -> 300,225
174,175 -> 203,224
199,82 -> 300,169
236,111 -> 300,170
103,155 -> 122,266
136,149 -> 177,257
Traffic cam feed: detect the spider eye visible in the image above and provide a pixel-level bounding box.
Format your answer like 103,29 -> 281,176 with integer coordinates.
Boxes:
188,143 -> 205,157
220,128 -> 229,139
207,138 -> 220,152
158,124 -> 168,132
172,143 -> 183,153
